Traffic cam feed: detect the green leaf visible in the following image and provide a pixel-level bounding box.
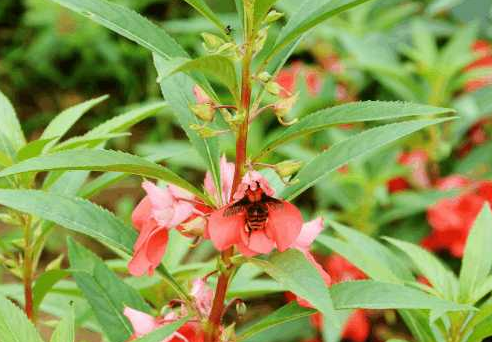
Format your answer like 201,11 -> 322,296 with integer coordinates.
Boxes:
464,304 -> 492,342
384,237 -> 459,301
253,0 -> 280,29
50,306 -> 75,342
398,310 -> 436,342
250,249 -> 339,330
0,189 -> 136,254
49,0 -> 188,59
265,0 -> 373,62
170,55 -> 239,100
331,280 -> 472,313
53,133 -> 130,152
17,138 -> 59,161
41,95 -> 108,141
256,101 -> 454,159
132,317 -> 189,342
459,204 -> 492,303
180,0 -> 227,35
280,118 -> 453,200
33,270 -> 70,313
154,55 -> 221,199
0,294 -> 44,342
0,149 -> 208,204
67,238 -> 151,342
237,302 -> 315,341
0,90 -> 25,155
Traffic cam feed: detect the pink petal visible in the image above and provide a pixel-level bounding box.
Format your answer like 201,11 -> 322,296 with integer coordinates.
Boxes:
145,227 -> 169,266
304,252 -> 331,285
132,197 -> 153,232
294,218 -> 324,251
207,206 -> 244,250
169,185 -> 194,201
191,279 -> 214,316
266,201 -> 303,251
128,247 -> 152,277
236,242 -> 259,257
204,156 -> 236,204
169,201 -> 195,227
233,171 -> 275,200
128,227 -> 168,277
124,307 -> 158,337
240,229 -> 275,254
142,181 -> 173,210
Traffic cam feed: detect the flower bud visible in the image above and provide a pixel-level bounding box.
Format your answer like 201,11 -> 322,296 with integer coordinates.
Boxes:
202,32 -> 225,52
274,160 -> 303,178
189,103 -> 215,122
190,124 -> 223,138
193,85 -> 213,105
273,93 -> 298,118
236,301 -> 247,317
265,81 -> 282,95
264,10 -> 284,23
180,216 -> 206,237
254,27 -> 268,53
257,71 -> 271,83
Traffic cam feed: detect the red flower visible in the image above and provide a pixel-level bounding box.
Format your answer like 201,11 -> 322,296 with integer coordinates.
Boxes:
207,171 -> 303,256
388,150 -> 430,193
423,176 -> 492,257
465,40 -> 492,92
276,62 -> 322,98
457,117 -> 492,157
324,254 -> 367,283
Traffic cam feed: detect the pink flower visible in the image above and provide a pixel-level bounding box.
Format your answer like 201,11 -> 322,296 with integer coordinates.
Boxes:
128,181 -> 195,276
388,150 -> 430,193
204,156 -> 235,204
193,85 -> 212,105
190,279 -> 214,316
207,171 -> 303,256
124,307 -> 204,342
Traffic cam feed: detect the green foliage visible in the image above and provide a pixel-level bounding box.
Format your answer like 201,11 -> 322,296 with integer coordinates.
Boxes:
0,295 -> 44,342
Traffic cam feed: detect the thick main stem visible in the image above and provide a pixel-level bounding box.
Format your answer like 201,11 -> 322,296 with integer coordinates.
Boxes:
22,215 -> 34,321
205,7 -> 254,340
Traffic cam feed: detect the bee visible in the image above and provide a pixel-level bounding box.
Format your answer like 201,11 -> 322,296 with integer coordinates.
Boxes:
223,183 -> 283,236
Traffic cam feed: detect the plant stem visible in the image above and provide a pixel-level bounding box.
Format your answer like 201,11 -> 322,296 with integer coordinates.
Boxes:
22,214 -> 34,321
205,3 -> 254,340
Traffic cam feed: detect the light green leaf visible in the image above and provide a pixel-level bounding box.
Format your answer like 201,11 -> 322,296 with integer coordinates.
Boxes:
33,269 -> 70,313
132,317 -> 189,342
49,0 -> 188,59
50,306 -> 75,342
0,90 -> 25,155
250,249 -> 339,331
384,237 -> 458,301
398,310 -> 436,342
459,204 -> 492,303
0,294 -> 44,342
180,0 -> 227,34
280,118 -> 453,200
0,149 -> 207,204
0,189 -> 136,254
463,304 -> 492,342
331,280 -> 472,312
253,0 -> 280,29
154,55 -> 221,199
265,0 -> 373,61
237,302 -> 315,341
53,133 -> 130,151
41,95 -> 108,141
67,238 -> 151,342
17,138 -> 59,161
256,101 -> 454,159
170,55 -> 239,100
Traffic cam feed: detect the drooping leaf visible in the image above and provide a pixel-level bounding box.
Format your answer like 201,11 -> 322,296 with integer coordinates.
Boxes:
0,90 -> 25,156
280,118 -> 453,200
0,294 -> 44,342
132,317 -> 189,342
0,149 -> 207,203
256,101 -> 454,159
250,249 -> 339,331
0,189 -> 136,254
41,95 -> 108,142
236,302 -> 315,341
67,238 -> 151,342
33,269 -> 71,313
50,306 -> 75,342
459,205 -> 492,303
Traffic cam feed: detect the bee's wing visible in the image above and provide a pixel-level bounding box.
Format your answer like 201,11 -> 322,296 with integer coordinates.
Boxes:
264,196 -> 284,210
223,198 -> 248,217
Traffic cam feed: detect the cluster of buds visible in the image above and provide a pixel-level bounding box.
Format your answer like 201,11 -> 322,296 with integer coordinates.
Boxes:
201,32 -> 237,58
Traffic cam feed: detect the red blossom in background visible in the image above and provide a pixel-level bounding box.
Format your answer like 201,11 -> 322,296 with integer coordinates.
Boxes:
387,150 -> 431,193
423,176 -> 492,257
465,40 -> 492,93
458,117 -> 492,157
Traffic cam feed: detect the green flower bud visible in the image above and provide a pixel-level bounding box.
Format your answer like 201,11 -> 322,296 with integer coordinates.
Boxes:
190,124 -> 223,138
254,27 -> 268,53
265,81 -> 282,95
201,32 -> 225,52
180,216 -> 206,237
264,10 -> 284,23
275,160 -> 303,178
236,301 -> 247,317
257,71 -> 272,83
189,103 -> 215,122
273,93 -> 298,117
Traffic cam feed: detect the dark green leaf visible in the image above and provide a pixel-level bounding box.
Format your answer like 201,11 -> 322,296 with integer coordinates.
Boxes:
181,0 -> 227,34
0,294 -> 44,342
33,269 -> 70,313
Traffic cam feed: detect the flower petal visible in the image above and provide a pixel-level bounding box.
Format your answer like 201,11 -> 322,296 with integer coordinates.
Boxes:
123,307 -> 158,337
294,218 -> 324,251
207,205 -> 244,250
132,197 -> 153,231
240,229 -> 275,254
266,201 -> 303,251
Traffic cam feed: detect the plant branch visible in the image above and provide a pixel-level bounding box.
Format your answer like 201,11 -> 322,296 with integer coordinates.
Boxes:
22,214 -> 34,321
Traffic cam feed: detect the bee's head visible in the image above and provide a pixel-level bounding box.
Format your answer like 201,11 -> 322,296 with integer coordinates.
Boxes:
246,182 -> 263,202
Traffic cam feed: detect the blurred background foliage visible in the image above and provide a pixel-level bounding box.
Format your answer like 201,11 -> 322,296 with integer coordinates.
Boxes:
1,0 -> 492,341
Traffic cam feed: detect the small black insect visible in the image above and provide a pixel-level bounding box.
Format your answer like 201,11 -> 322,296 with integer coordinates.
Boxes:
225,25 -> 233,35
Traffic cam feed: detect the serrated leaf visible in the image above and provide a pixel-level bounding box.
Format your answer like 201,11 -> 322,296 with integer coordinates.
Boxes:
280,118 -> 453,200
0,89 -> 25,156
17,137 -> 59,161
237,302 -> 315,341
170,55 -> 239,100
53,132 -> 129,151
132,317 -> 189,342
250,249 -> 339,331
67,238 -> 151,342
256,101 -> 454,159
331,280 -> 472,313
0,149 -> 207,204
265,0 -> 373,62
181,0 -> 227,34
459,204 -> 492,303
154,54 -> 221,199
50,306 -> 75,342
33,269 -> 70,313
0,189 -> 136,254
384,237 -> 459,301
0,294 -> 44,342
41,95 -> 108,142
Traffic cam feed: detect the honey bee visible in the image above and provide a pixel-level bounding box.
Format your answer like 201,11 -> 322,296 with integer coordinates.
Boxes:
223,183 -> 283,236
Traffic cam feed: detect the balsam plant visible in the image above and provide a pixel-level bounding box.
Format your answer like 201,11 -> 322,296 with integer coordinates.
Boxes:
0,0 -> 486,342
